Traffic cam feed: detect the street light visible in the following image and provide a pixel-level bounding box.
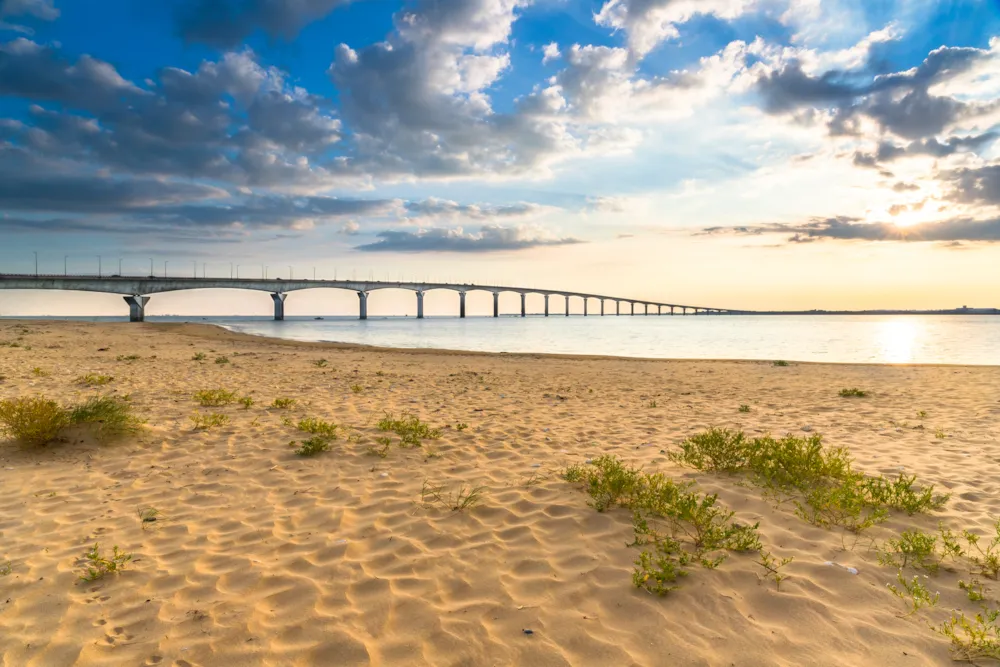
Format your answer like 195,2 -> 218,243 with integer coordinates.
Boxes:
203,262 -> 206,278
97,255 -> 102,278
149,258 -> 153,276
230,262 -> 233,279
33,251 -> 37,277
164,261 -> 169,277
193,260 -> 197,278
236,264 -> 240,279
288,266 -> 293,280
118,258 -> 122,275
64,255 -> 68,276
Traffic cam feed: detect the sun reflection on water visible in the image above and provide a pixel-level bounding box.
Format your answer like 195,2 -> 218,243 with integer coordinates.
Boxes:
876,319 -> 919,363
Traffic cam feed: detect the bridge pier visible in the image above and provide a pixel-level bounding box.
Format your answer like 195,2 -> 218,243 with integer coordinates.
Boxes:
416,290 -> 425,319
544,294 -> 549,316
658,305 -> 662,315
123,295 -> 149,322
616,301 -> 620,316
493,292 -> 499,318
565,295 -> 570,317
357,291 -> 368,320
644,303 -> 649,316
459,292 -> 466,318
670,305 -> 675,315
271,292 -> 286,321
630,302 -> 635,316
601,299 -> 604,316
583,299 -> 588,316
520,293 -> 526,317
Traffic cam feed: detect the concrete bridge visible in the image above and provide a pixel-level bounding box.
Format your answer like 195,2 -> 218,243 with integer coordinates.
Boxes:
0,275 -> 746,322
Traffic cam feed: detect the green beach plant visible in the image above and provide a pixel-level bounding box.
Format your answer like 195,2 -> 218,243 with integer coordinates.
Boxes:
293,435 -> 332,456
190,412 -> 229,429
378,412 -> 441,447
215,355 -> 230,364
937,608 -> 1000,661
886,571 -> 939,616
0,396 -> 70,446
839,388 -> 868,397
296,417 -> 338,437
271,397 -> 296,409
192,352 -> 206,361
76,373 -> 114,387
756,550 -> 793,591
70,395 -> 144,438
420,480 -> 486,511
79,544 -> 132,581
193,389 -> 238,406
738,404 -> 751,413
239,395 -> 254,409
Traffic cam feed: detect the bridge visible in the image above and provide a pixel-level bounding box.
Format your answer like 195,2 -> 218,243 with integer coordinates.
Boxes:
0,274 -> 746,321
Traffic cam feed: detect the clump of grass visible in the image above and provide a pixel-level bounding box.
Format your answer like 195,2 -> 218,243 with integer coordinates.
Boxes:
772,360 -> 789,367
456,423 -> 469,431
367,437 -> 391,458
756,550 -> 793,591
314,359 -> 329,367
964,520 -> 1000,579
271,397 -> 296,409
0,397 -> 70,446
563,455 -> 644,512
190,412 -> 229,429
137,507 -> 162,531
633,537 -> 689,595
937,608 -> 1000,661
192,352 -> 206,361
886,571 -> 939,616
839,388 -> 868,398
193,388 -> 238,407
917,410 -> 927,419
293,435 -> 332,457
215,355 -> 230,365
375,370 -> 386,377
77,373 -> 114,387
0,561 -> 11,576
79,544 -> 132,581
239,395 -> 254,409
378,412 -> 441,447
738,404 -> 751,413
350,384 -> 363,394
31,367 -> 50,377
935,429 -> 947,439
647,400 -> 658,408
70,395 -> 144,438
296,417 -> 337,437
115,354 -> 140,362
421,480 -> 486,511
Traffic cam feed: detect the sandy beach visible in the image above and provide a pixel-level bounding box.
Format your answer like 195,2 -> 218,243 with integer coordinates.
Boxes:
2,320 -> 1000,666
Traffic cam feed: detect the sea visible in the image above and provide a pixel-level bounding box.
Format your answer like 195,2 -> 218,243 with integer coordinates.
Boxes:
8,314 -> 1000,365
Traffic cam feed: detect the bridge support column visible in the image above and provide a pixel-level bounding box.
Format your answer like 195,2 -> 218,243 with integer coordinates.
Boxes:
658,305 -> 662,315
644,303 -> 648,316
493,292 -> 499,318
520,293 -> 526,317
583,299 -> 588,316
565,295 -> 570,317
416,291 -> 425,319
544,295 -> 549,316
123,295 -> 149,322
616,301 -> 620,316
631,302 -> 635,315
271,292 -> 286,321
459,292 -> 466,318
671,306 -> 675,315
357,291 -> 368,320
601,300 -> 604,316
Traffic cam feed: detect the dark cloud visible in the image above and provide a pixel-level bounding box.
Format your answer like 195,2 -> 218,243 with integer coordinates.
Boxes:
703,215 -> 1000,243
853,133 -> 997,167
175,0 -> 352,48
356,225 -> 582,252
0,0 -> 58,32
754,45 -> 996,142
945,165 -> 1000,206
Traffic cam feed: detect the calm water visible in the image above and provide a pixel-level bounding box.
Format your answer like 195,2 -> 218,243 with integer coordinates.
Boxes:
12,314 -> 1000,365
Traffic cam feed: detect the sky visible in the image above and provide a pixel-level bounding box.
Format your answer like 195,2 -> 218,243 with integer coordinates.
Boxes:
1,0 -> 1000,316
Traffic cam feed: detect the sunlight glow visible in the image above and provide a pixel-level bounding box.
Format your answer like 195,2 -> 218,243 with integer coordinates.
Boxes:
875,319 -> 919,363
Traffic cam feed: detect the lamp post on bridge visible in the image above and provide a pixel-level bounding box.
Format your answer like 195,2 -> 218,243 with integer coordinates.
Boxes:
97,255 -> 102,278
64,255 -> 68,276
149,258 -> 153,277
118,258 -> 122,276
230,263 -> 233,279
33,251 -> 37,277
288,266 -> 293,280
164,261 -> 168,277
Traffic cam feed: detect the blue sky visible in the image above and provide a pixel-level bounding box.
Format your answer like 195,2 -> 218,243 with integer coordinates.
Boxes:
1,0 -> 1000,314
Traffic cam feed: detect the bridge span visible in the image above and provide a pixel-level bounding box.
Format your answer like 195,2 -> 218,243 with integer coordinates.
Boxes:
0,275 -> 747,322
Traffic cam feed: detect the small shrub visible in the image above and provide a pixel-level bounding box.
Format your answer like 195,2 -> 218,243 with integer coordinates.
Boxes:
271,397 -> 296,409
296,417 -> 337,437
935,429 -> 947,439
861,474 -> 948,514
878,530 -> 942,573
215,356 -> 230,364
562,455 -> 644,512
190,412 -> 229,429
756,550 -> 793,590
239,396 -> 254,409
79,544 -> 132,581
965,520 -> 1000,579
738,404 -> 751,413
917,410 -> 927,419
0,397 -> 69,446
839,388 -> 868,398
77,373 -> 114,387
294,435 -> 332,457
350,384 -> 363,394
886,571 -> 939,616
937,608 -> 1000,661
70,395 -> 144,438
115,354 -> 140,362
314,359 -> 329,367
960,578 -> 987,602
192,352 -> 206,361
193,389 -> 238,407
796,482 -> 888,534
137,507 -> 162,530
647,400 -> 658,408
378,412 -> 441,447
633,537 -> 690,595
31,367 -> 50,377
375,370 -> 386,377
456,423 -> 469,431
367,437 -> 391,458
772,360 -> 789,367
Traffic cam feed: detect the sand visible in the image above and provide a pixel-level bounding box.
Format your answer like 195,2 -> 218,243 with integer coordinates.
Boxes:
1,320 -> 1000,666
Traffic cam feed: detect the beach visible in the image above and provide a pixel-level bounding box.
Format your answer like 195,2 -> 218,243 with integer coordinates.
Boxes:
2,320 -> 1000,666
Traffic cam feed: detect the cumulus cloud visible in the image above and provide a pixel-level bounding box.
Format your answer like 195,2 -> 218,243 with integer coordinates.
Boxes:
0,0 -> 58,33
175,0 -> 353,48
403,197 -> 543,220
594,0 -> 754,58
356,224 -> 583,252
